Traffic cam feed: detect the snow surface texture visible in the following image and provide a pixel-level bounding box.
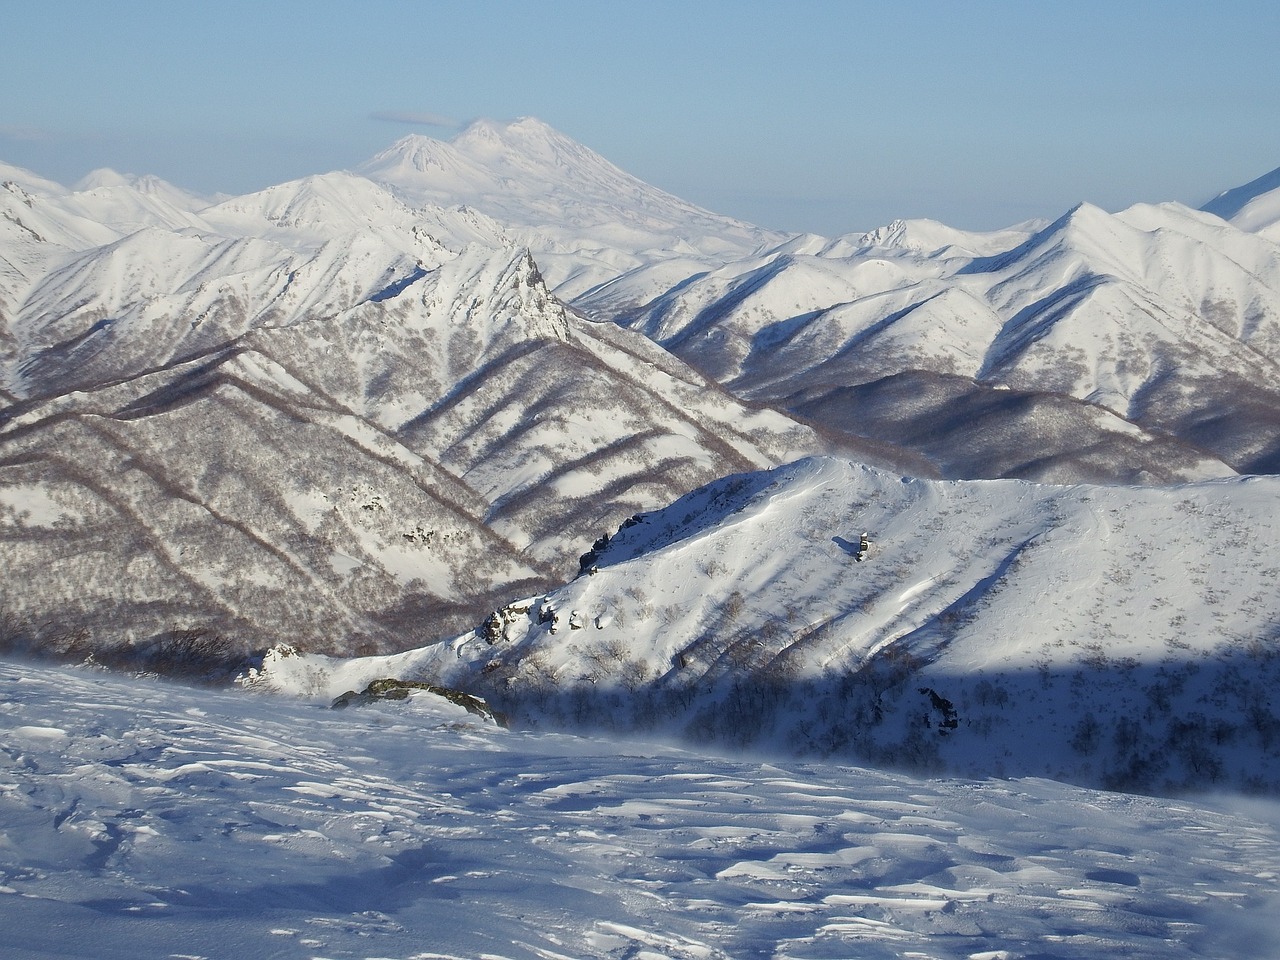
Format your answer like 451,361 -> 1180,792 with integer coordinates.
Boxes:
4,658 -> 1280,960
259,457 -> 1280,794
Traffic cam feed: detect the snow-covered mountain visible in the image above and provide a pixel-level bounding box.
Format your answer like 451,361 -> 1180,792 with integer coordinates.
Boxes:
7,657 -> 1279,959
7,116 -> 1280,953
0,296 -> 813,658
259,456 -> 1280,794
0,153 -> 820,656
600,196 -> 1280,479
4,119 -> 1280,710
1201,163 -> 1280,241
360,117 -> 784,298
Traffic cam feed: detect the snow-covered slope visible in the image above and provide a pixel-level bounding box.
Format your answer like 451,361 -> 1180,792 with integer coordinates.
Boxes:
66,168 -> 213,233
6,124 -> 1280,954
5,125 -> 1280,670
1201,164 -> 1280,241
262,457 -> 1280,794
4,657 -> 1279,959
1,169 -> 119,326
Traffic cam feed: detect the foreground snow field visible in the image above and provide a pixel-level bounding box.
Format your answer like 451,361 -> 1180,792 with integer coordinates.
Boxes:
3,660 -> 1278,959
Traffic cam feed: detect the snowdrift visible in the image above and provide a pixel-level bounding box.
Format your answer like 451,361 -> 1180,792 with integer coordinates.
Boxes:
5,657 -> 1280,959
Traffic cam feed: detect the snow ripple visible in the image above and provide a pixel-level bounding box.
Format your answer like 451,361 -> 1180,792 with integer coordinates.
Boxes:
2,660 -> 1278,959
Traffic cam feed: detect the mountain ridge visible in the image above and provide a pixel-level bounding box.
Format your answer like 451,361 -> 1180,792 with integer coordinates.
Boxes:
254,455 -> 1280,793
0,216 -> 820,654
604,191 -> 1280,479
1201,163 -> 1280,237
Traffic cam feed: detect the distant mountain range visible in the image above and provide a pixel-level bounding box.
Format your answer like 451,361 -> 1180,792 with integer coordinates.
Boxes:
600,198 -> 1280,480
3,117 -> 1280,759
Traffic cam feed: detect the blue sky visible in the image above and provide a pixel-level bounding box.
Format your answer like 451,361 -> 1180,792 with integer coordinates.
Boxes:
3,0 -> 1279,235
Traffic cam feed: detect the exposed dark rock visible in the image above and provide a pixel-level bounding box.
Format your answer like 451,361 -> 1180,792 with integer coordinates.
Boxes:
332,678 -> 504,725
919,687 -> 959,732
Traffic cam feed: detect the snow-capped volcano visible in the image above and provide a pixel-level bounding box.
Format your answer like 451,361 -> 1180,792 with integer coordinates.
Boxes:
361,116 -> 766,243
360,117 -> 784,297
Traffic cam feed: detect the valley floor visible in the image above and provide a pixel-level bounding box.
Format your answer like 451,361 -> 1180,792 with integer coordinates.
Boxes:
2,659 -> 1278,959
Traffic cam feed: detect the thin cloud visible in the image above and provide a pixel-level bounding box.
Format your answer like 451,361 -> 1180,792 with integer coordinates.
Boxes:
0,124 -> 55,142
371,111 -> 461,129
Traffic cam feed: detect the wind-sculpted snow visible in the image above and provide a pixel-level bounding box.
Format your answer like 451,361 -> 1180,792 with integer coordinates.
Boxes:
263,457 -> 1280,794
4,658 -> 1280,959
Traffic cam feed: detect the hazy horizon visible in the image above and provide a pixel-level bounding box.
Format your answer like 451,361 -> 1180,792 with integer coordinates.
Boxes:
4,0 -> 1279,236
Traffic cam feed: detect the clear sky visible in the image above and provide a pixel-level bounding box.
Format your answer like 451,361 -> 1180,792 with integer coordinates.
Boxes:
3,0 -> 1279,236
